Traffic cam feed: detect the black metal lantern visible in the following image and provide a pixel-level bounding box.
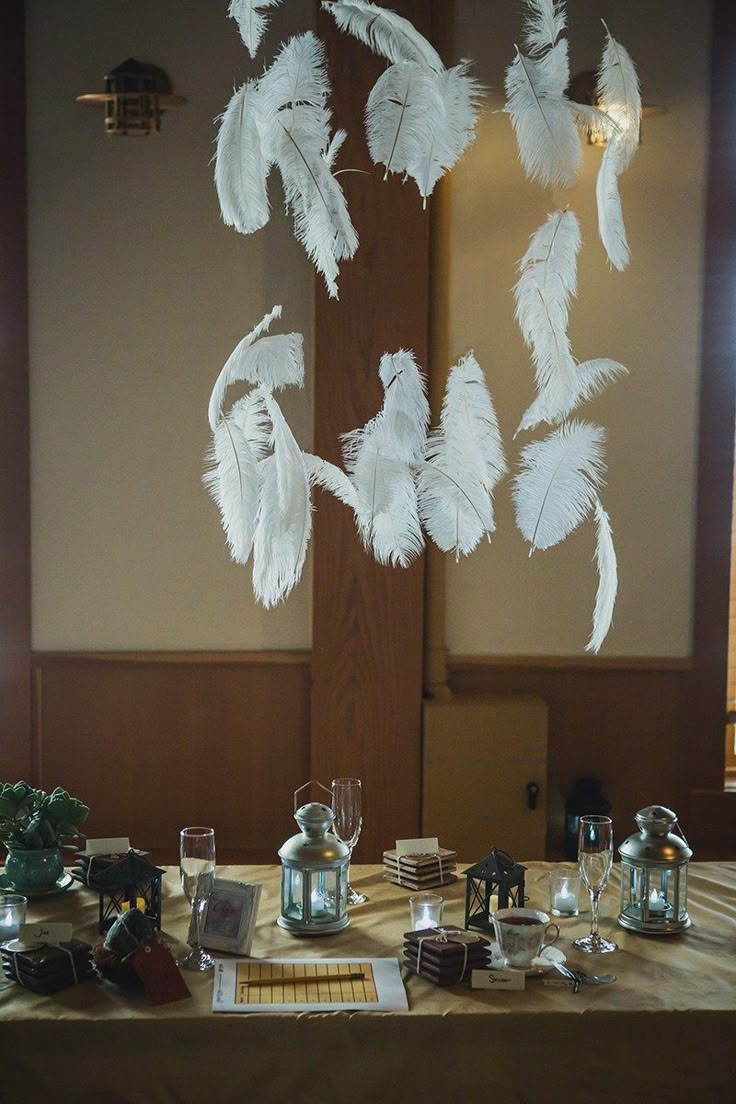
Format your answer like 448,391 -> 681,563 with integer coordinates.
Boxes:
95,850 -> 164,934
463,848 -> 526,934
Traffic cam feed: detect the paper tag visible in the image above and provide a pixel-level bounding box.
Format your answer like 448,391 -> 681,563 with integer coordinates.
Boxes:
132,941 -> 191,1006
471,969 -> 526,991
20,922 -> 72,944
396,837 -> 439,856
84,837 -> 131,856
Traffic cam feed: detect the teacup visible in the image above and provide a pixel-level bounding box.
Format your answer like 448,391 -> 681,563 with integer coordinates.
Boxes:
492,907 -> 560,969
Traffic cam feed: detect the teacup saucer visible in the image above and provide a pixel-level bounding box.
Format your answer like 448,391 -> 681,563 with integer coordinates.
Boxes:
488,942 -> 566,976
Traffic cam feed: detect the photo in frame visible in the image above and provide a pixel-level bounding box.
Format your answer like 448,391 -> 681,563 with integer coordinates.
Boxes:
188,879 -> 261,955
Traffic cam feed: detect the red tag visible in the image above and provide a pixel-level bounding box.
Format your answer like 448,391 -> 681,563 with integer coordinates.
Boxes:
131,941 -> 191,1006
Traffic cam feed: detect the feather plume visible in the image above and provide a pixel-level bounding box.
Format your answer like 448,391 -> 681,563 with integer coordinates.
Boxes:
208,305 -> 282,431
517,356 -> 628,433
203,414 -> 261,565
377,349 -> 430,462
586,497 -> 617,652
303,453 -> 358,510
596,134 -> 630,272
214,81 -> 270,235
504,40 -> 584,189
513,420 -> 606,552
228,0 -> 281,59
229,389 -> 271,461
252,393 -> 312,607
418,352 -> 506,559
522,0 -> 566,56
407,63 -> 484,204
366,61 -> 443,183
322,0 -> 444,72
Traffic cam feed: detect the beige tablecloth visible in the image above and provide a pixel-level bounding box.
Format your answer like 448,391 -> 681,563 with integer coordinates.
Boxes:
1,862 -> 735,1103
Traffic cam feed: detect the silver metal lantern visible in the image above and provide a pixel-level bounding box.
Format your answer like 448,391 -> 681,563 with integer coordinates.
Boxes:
618,805 -> 692,935
278,782 -> 350,936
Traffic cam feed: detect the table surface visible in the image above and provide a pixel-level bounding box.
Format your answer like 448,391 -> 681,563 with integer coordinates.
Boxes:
2,861 -> 735,1103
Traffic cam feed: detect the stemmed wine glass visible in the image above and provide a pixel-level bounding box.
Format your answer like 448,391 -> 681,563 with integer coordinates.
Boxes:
177,826 -> 216,971
574,814 -> 618,954
331,778 -> 367,906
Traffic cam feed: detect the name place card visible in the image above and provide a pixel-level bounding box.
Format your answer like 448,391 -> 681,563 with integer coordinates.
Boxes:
20,922 -> 73,944
84,837 -> 131,856
471,969 -> 526,991
396,837 -> 440,857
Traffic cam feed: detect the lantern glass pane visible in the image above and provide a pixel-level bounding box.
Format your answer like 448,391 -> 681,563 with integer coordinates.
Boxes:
677,865 -> 688,920
282,867 -> 304,920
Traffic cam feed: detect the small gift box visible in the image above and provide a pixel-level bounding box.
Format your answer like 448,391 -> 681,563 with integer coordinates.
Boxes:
1,938 -> 95,994
403,924 -> 491,986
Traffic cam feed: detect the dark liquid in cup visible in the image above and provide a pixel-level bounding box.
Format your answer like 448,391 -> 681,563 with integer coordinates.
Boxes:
500,916 -> 542,926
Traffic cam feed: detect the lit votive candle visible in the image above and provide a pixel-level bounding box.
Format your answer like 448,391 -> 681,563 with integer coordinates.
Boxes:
548,871 -> 580,917
121,897 -> 146,913
553,889 -> 577,914
409,892 -> 444,931
0,894 -> 28,944
647,889 -> 668,915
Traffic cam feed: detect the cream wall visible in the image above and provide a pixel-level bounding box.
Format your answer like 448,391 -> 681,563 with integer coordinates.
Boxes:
27,0 -> 315,650
446,0 -> 711,656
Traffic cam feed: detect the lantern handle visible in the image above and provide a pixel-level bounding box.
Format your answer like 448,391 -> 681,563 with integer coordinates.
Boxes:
293,780 -> 333,812
674,821 -> 690,850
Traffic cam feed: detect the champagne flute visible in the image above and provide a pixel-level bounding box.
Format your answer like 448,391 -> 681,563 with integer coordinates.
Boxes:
574,814 -> 618,954
331,778 -> 367,905
177,826 -> 216,971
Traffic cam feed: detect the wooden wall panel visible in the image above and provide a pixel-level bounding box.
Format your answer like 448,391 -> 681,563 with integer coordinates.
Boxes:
310,1 -> 433,860
448,657 -> 695,857
32,653 -> 311,864
0,0 -> 32,781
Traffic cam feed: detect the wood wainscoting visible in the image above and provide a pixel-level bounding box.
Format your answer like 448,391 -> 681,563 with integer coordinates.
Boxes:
31,652 -> 311,864
447,655 -> 694,857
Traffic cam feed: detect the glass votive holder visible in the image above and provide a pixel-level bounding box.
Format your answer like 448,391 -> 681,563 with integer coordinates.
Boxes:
0,893 -> 27,944
409,892 -> 445,931
548,870 -> 580,917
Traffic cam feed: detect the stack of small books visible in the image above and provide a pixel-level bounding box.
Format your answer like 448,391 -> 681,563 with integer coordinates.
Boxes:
403,925 -> 491,986
1,938 -> 95,994
382,847 -> 457,890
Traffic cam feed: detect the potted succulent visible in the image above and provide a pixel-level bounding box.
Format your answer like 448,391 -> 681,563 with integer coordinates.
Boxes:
0,781 -> 90,892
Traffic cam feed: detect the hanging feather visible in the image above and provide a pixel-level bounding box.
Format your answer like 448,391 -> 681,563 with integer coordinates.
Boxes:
504,41 -> 585,189
228,0 -> 282,59
366,61 -> 443,183
594,25 -> 641,270
586,497 -> 617,652
517,356 -> 628,433
229,389 -> 271,461
513,420 -> 606,552
208,305 -> 283,431
418,352 -> 506,559
259,32 -> 358,296
214,81 -> 270,236
303,453 -> 358,510
322,0 -> 444,73
522,0 -> 567,57
408,63 -> 484,205
252,393 -> 312,607
377,349 -> 430,462
203,414 -> 261,565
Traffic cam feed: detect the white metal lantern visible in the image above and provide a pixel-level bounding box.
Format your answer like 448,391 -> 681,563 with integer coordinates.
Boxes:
278,782 -> 350,936
618,805 -> 692,935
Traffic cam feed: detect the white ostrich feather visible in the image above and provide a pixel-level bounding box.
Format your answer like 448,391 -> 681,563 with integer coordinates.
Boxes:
252,394 -> 312,607
596,140 -> 630,271
229,389 -> 271,461
517,357 -> 628,433
258,32 -> 331,145
203,415 -> 261,565
522,0 -> 566,56
377,349 -> 430,463
418,353 -> 506,559
586,497 -> 617,652
303,453 -> 358,510
408,63 -> 484,204
322,0 -> 444,72
208,305 -> 282,431
214,81 -> 270,236
228,0 -> 281,59
513,420 -> 606,552
504,40 -> 583,189
596,23 -> 641,170
366,61 -> 444,183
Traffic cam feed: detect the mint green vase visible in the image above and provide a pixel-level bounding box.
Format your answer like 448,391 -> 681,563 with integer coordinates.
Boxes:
5,847 -> 63,891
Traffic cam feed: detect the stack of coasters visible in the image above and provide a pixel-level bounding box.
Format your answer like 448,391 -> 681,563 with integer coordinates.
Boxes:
383,847 -> 457,889
1,939 -> 95,994
71,848 -> 149,890
403,925 -> 491,986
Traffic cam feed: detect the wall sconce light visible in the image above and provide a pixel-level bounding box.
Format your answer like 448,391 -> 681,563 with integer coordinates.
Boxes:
566,69 -> 666,147
77,58 -> 186,136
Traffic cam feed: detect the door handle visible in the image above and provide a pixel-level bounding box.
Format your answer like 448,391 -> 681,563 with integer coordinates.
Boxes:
526,781 -> 540,811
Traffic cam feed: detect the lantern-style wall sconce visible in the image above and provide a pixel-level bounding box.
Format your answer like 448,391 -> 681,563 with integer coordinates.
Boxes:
463,848 -> 526,935
618,806 -> 692,935
77,58 -> 185,135
278,782 -> 350,936
95,850 -> 164,934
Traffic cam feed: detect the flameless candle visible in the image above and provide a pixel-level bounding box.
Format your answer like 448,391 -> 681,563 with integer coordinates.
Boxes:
121,897 -> 146,912
553,889 -> 577,914
0,894 -> 27,944
409,892 -> 444,931
647,889 -> 667,915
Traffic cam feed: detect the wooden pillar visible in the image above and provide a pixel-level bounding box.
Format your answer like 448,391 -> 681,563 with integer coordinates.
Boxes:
0,0 -> 32,781
311,1 -> 433,859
